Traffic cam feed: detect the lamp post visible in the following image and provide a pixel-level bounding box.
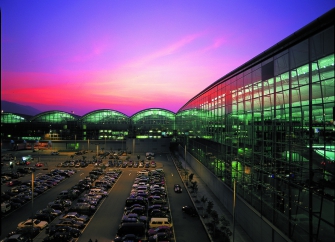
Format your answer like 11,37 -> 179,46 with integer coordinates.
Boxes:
184,144 -> 187,170
233,177 -> 236,242
121,132 -> 124,151
88,139 -> 90,151
74,134 -> 77,150
31,171 -> 35,234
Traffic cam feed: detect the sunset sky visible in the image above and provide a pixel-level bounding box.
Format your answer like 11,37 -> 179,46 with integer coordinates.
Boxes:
1,1 -> 334,116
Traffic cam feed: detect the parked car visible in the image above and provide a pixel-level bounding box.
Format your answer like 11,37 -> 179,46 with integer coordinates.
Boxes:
47,225 -> 81,238
147,226 -> 172,237
60,212 -> 90,223
7,227 -> 40,239
125,207 -> 146,216
42,208 -> 62,217
148,232 -> 171,242
56,218 -> 85,229
149,209 -> 169,218
7,180 -> 22,187
124,204 -> 146,212
6,234 -> 30,242
114,233 -> 142,242
17,219 -> 48,230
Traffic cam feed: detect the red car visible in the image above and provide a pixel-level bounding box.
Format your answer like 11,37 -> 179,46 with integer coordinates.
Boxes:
35,163 -> 44,167
7,180 -> 22,187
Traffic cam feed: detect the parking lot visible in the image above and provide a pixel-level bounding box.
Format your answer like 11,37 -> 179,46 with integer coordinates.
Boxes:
1,150 -> 209,242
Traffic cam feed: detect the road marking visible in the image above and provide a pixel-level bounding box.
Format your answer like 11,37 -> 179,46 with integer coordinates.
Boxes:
172,173 -> 173,176
80,173 -> 84,176
129,173 -> 131,176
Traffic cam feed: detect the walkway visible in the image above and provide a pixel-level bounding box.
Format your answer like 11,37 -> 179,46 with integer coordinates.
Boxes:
171,152 -> 252,242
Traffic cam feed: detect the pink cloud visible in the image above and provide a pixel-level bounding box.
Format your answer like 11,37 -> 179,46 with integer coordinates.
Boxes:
67,35 -> 112,63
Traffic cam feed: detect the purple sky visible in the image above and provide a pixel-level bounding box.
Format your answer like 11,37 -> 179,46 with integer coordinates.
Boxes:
1,0 -> 334,116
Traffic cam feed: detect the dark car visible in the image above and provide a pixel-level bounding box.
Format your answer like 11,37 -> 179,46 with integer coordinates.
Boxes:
33,213 -> 53,223
11,197 -> 26,205
117,223 -> 146,237
148,232 -> 171,242
150,199 -> 167,205
120,216 -> 139,224
126,207 -> 146,216
147,226 -> 172,237
173,184 -> 182,193
123,213 -> 148,225
8,200 -> 21,209
148,204 -> 169,213
124,204 -> 146,212
149,209 -> 169,218
114,233 -> 141,242
56,219 -> 85,229
68,203 -> 96,215
48,225 -> 81,238
6,234 -> 30,242
7,227 -> 40,239
1,192 -> 11,201
42,235 -> 74,242
182,205 -> 198,217
49,204 -> 65,211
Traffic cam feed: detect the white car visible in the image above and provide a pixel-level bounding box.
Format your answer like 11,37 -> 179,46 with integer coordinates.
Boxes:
17,219 -> 48,230
60,212 -> 90,223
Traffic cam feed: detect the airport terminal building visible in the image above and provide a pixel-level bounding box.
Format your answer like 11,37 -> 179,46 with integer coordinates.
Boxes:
2,8 -> 334,242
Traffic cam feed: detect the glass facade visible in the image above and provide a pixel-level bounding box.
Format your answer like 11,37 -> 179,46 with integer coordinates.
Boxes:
1,113 -> 27,123
80,109 -> 129,140
177,23 -> 334,241
131,108 -> 175,138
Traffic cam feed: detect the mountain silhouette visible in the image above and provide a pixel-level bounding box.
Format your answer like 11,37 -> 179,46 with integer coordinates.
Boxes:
1,100 -> 42,116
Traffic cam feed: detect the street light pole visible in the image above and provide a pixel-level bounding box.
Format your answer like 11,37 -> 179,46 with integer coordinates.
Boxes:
184,144 -> 186,170
31,172 -> 34,210
31,171 -> 34,234
233,177 -> 236,242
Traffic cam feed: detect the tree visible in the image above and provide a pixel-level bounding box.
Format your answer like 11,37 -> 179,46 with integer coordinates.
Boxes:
210,210 -> 219,237
219,215 -> 232,238
200,196 -> 208,217
189,173 -> 194,182
206,200 -> 214,218
191,181 -> 198,194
